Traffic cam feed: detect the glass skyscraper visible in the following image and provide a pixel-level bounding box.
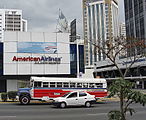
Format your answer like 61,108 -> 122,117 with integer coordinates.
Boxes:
124,0 -> 146,39
124,0 -> 146,56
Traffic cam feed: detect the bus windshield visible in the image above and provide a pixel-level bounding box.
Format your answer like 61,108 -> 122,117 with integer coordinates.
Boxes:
30,80 -> 33,88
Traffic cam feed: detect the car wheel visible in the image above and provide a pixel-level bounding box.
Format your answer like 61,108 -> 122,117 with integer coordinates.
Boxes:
85,102 -> 91,108
20,96 -> 30,105
60,102 -> 66,108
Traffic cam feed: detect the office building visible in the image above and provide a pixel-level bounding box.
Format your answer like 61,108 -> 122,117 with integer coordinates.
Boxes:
119,22 -> 126,37
0,9 -> 27,42
124,0 -> 146,39
70,19 -> 77,42
82,0 -> 119,66
124,0 -> 146,56
0,31 -> 84,92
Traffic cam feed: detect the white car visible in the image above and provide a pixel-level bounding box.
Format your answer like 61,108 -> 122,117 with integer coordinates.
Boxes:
52,91 -> 96,108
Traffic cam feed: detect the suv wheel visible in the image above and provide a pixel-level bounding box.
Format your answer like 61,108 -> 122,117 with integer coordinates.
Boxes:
85,102 -> 91,108
60,102 -> 66,108
20,96 -> 30,105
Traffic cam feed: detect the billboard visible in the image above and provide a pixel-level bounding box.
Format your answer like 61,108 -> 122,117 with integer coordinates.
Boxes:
4,32 -> 71,75
17,42 -> 57,54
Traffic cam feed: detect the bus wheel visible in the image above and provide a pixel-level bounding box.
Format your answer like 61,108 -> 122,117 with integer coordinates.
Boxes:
20,96 -> 30,105
85,102 -> 91,108
60,102 -> 66,108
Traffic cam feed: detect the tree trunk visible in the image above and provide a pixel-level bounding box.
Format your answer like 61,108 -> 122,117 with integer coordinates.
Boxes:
120,90 -> 126,120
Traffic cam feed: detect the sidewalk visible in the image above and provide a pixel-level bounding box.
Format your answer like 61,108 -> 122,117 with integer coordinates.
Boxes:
97,97 -> 120,102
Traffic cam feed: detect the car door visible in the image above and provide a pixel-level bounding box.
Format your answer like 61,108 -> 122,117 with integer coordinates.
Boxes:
78,92 -> 88,105
66,92 -> 78,106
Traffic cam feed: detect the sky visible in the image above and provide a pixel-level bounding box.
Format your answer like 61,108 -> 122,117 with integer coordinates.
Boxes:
0,0 -> 125,36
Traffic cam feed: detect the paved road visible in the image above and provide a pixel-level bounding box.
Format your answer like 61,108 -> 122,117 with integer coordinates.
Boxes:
0,102 -> 145,120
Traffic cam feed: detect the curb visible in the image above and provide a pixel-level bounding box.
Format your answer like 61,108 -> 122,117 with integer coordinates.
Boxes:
0,100 -> 53,104
97,98 -> 120,102
0,98 -> 120,104
0,101 -> 19,104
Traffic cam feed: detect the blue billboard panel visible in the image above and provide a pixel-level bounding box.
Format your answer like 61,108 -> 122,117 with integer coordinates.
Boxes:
17,42 -> 57,53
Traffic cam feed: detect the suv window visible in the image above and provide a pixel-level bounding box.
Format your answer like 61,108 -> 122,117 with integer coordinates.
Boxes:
79,92 -> 87,97
67,92 -> 77,98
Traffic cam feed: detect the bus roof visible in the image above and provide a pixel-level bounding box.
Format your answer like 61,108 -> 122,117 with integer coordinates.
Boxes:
30,77 -> 106,83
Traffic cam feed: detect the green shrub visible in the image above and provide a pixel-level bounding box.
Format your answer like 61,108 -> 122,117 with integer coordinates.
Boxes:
8,91 -> 17,101
1,93 -> 7,102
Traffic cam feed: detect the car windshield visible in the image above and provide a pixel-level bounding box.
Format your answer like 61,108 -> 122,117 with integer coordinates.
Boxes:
61,92 -> 71,97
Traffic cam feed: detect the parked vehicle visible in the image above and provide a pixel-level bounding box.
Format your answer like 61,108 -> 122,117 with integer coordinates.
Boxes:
17,77 -> 107,105
53,91 -> 96,108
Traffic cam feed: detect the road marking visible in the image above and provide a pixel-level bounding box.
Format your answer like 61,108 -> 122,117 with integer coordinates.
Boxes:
0,116 -> 16,118
88,113 -> 107,116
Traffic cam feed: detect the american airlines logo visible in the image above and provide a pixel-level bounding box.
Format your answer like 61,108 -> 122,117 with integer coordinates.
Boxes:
12,56 -> 62,64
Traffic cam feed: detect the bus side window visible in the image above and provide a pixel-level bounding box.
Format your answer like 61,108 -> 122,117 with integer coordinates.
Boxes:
95,83 -> 103,88
50,82 -> 55,88
70,83 -> 76,88
43,82 -> 48,87
77,83 -> 82,88
89,83 -> 95,88
83,83 -> 88,88
34,82 -> 42,88
57,82 -> 62,88
63,82 -> 69,88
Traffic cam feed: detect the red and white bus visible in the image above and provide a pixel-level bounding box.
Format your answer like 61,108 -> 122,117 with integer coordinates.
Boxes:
17,77 -> 108,104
